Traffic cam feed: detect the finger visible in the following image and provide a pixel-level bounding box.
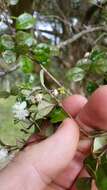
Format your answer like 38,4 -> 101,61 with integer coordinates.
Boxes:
77,85 -> 107,130
47,183 -> 64,190
62,95 -> 87,118
53,137 -> 91,189
4,118 -> 79,190
28,118 -> 79,187
54,151 -> 85,189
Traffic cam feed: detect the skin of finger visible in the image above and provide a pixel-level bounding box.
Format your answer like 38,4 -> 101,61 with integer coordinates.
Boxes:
46,183 -> 64,190
51,95 -> 89,189
78,85 -> 107,130
62,95 -> 87,118
70,86 -> 107,190
54,151 -> 84,189
23,118 -> 79,179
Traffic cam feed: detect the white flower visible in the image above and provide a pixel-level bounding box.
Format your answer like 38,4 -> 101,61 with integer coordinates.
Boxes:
35,94 -> 43,102
84,52 -> 90,58
0,149 -> 8,160
13,101 -> 29,120
52,89 -> 59,96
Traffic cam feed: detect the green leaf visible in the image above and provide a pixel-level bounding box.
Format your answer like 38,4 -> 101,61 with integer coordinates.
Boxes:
90,50 -> 107,75
90,50 -> 106,62
8,0 -> 19,5
77,59 -> 91,72
16,13 -> 35,30
35,100 -> 55,120
2,50 -> 16,64
0,34 -> 15,50
96,161 -> 107,190
66,67 -> 85,82
11,86 -> 20,96
33,43 -> 51,65
84,154 -> 97,178
86,81 -> 98,95
92,60 -> 107,75
76,177 -> 92,190
50,107 -> 68,123
93,135 -> 107,154
18,55 -> 33,73
16,31 -> 36,47
0,91 -> 10,98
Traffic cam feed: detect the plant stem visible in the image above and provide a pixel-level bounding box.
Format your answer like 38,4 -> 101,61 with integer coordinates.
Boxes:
40,64 -> 71,96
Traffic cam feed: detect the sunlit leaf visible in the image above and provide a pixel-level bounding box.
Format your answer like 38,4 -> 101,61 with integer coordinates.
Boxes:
18,55 -> 33,73
66,67 -> 85,82
33,43 -> 51,65
8,0 -> 19,5
93,136 -> 107,154
16,13 -> 35,30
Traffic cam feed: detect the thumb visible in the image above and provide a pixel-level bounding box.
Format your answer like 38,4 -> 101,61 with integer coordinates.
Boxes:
24,118 -> 79,189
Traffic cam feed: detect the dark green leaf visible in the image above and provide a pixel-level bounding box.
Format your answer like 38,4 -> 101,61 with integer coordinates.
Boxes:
50,107 -> 68,123
76,177 -> 92,190
33,43 -> 51,65
16,13 -> 35,30
92,61 -> 107,75
16,31 -> 36,47
86,81 -> 98,95
84,154 -> 97,178
90,50 -> 106,62
96,162 -> 107,190
0,34 -> 15,50
11,86 -> 20,96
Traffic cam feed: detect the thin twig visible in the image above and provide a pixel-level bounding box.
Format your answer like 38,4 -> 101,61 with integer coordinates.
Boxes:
58,26 -> 107,48
40,64 -> 71,96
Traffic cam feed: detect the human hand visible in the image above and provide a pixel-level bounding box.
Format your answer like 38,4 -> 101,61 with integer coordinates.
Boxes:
1,85 -> 107,190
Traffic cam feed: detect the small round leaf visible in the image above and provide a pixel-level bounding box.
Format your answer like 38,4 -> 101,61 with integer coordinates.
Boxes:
18,55 -> 33,73
16,13 -> 36,30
